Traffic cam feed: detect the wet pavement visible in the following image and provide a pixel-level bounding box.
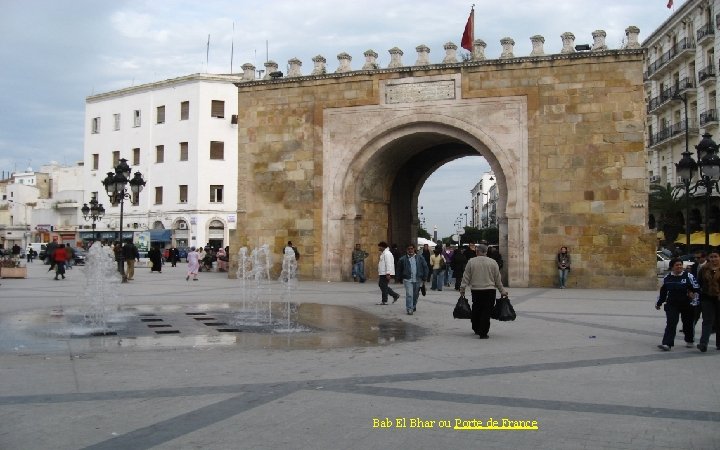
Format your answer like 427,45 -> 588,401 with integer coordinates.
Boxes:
0,262 -> 718,449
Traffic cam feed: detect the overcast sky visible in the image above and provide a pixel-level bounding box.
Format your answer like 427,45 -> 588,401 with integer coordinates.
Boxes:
0,0 -> 679,237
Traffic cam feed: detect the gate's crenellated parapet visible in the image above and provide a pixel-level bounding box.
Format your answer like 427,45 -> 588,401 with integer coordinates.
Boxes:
236,27 -> 639,81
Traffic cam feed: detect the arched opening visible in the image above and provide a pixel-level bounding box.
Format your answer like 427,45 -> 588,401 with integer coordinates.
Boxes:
324,113 -> 528,286
174,219 -> 189,248
207,219 -> 225,249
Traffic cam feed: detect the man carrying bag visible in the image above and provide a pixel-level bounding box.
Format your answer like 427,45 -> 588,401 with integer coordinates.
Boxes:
459,243 -> 508,339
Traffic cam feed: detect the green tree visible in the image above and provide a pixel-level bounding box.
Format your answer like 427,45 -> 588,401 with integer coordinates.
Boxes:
417,225 -> 431,240
649,183 -> 685,245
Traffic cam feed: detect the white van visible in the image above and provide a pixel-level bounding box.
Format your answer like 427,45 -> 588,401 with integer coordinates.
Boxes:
27,242 -> 47,259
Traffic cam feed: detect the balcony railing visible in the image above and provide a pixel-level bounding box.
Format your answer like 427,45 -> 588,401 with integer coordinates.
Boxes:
697,23 -> 715,43
649,118 -> 699,147
647,78 -> 695,114
700,108 -> 719,126
645,38 -> 696,78
698,64 -> 716,83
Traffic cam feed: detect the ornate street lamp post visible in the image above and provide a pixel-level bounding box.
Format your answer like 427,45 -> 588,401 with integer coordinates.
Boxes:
675,149 -> 697,251
102,159 -> 146,283
696,134 -> 720,253
676,134 -> 720,254
80,198 -> 106,244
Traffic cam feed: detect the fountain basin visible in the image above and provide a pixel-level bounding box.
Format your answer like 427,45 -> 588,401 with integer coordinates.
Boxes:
0,303 -> 425,354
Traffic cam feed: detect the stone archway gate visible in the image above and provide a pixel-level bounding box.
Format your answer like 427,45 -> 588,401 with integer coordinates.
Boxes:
231,47 -> 656,289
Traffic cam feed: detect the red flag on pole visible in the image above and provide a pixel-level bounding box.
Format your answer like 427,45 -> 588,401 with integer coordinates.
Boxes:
461,7 -> 474,51
667,0 -> 673,8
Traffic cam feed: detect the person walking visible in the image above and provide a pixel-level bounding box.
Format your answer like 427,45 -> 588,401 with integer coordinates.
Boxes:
186,246 -> 200,281
169,246 -> 179,267
460,243 -> 508,339
396,244 -> 429,315
442,245 -> 454,287
351,243 -> 369,283
377,241 -> 400,305
421,244 -> 432,283
216,247 -> 228,272
53,244 -> 67,280
696,252 -> 720,352
390,244 -> 401,283
557,246 -> 571,289
64,244 -> 74,270
122,240 -> 139,281
656,257 -> 699,351
429,246 -> 445,291
46,237 -> 59,271
487,246 -> 504,270
451,247 -> 468,291
148,245 -> 162,273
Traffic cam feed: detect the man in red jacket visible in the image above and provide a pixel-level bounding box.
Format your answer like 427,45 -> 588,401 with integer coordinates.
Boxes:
53,245 -> 67,280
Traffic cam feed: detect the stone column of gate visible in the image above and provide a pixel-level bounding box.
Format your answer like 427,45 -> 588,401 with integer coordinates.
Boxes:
325,217 -> 348,281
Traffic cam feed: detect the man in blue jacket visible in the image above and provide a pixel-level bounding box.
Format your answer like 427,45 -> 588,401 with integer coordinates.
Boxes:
397,244 -> 429,315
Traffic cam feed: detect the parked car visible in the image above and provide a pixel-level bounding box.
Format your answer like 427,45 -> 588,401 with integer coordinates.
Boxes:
656,251 -> 694,274
72,248 -> 87,265
42,247 -> 86,265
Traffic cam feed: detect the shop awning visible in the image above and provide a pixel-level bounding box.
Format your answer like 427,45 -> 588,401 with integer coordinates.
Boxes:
150,229 -> 172,242
675,232 -> 720,246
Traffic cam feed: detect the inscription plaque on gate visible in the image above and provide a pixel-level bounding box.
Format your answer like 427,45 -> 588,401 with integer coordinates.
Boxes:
385,80 -> 456,104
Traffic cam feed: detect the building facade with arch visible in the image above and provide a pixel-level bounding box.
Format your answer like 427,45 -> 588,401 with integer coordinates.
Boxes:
231,41 -> 656,289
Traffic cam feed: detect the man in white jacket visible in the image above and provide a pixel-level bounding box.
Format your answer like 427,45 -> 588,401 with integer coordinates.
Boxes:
377,241 -> 400,305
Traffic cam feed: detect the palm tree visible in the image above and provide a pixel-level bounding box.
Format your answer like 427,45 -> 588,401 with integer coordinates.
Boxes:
649,183 -> 685,245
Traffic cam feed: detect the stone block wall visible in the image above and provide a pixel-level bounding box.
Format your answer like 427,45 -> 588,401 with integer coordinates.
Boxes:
232,49 -> 656,289
462,53 -> 654,288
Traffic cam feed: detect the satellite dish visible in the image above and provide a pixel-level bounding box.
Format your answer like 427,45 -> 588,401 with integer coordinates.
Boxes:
451,234 -> 459,242
457,229 -> 466,235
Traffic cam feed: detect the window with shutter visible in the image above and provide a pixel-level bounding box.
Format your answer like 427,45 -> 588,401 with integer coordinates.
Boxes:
211,100 -> 224,118
210,141 -> 224,159
156,145 -> 164,163
210,185 -> 224,203
156,105 -> 165,124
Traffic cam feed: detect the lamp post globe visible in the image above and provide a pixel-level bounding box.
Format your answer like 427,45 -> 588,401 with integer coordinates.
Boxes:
696,134 -> 719,253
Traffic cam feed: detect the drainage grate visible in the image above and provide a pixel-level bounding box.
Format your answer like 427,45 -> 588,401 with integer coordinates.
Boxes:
89,331 -> 118,336
141,318 -> 164,322
216,328 -> 241,332
185,313 -> 207,316
193,317 -> 215,321
147,324 -> 172,328
203,322 -> 227,326
154,330 -> 180,334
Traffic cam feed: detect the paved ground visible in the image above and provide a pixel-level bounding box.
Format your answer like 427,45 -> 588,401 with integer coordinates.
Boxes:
0,262 -> 718,450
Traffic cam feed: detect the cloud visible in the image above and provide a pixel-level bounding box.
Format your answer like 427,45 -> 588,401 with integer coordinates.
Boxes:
0,0 -> 674,233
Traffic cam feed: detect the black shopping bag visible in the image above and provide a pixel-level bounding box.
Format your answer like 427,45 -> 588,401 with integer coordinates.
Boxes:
491,296 -> 516,321
453,295 -> 472,319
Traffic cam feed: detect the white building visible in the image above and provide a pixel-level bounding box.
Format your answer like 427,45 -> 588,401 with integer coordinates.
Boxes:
0,163 -> 85,250
644,0 -> 720,231
470,172 -> 496,228
83,74 -> 242,250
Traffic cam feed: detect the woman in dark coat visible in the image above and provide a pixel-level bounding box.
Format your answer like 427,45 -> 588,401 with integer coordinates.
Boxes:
149,246 -> 162,273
